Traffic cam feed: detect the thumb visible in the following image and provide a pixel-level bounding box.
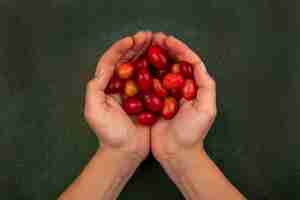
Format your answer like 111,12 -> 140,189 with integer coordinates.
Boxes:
193,62 -> 217,112
95,36 -> 134,91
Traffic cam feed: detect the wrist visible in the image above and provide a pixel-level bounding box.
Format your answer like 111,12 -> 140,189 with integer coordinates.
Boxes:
98,146 -> 144,168
154,140 -> 206,163
158,145 -> 208,175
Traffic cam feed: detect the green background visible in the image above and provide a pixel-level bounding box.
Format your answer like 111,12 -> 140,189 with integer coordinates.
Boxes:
0,0 -> 299,199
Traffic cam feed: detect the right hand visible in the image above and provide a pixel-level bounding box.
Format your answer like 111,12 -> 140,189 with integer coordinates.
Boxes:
151,33 -> 217,162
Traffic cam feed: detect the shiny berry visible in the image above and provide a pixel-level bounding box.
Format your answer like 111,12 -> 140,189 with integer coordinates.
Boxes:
137,112 -> 158,126
143,92 -> 163,112
163,73 -> 184,90
122,97 -> 143,115
147,45 -> 168,70
182,79 -> 197,100
105,76 -> 125,94
179,61 -> 193,78
171,63 -> 180,73
169,88 -> 182,100
117,62 -> 134,79
161,97 -> 178,120
124,80 -> 138,97
153,78 -> 168,98
136,69 -> 152,92
134,57 -> 148,71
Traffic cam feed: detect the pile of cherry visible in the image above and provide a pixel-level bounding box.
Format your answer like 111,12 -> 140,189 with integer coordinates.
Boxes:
105,45 -> 197,126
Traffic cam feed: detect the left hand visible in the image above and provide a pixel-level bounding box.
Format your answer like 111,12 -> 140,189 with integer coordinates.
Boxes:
84,31 -> 153,162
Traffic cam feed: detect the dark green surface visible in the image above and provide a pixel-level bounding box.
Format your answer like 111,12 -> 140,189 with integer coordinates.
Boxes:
0,0 -> 299,199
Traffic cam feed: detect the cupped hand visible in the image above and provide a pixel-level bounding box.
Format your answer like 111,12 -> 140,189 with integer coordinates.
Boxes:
84,31 -> 152,161
151,33 -> 217,161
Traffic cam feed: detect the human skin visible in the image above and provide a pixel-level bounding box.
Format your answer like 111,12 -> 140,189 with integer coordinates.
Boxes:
58,31 -> 153,200
150,32 -> 246,200
59,31 -> 246,200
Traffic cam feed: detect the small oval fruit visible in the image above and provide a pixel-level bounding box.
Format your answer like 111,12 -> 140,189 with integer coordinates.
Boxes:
153,78 -> 168,98
182,79 -> 197,100
143,92 -> 163,112
117,62 -> 134,79
169,88 -> 182,100
136,69 -> 152,91
134,57 -> 148,71
171,63 -> 180,73
137,112 -> 158,126
105,76 -> 125,94
122,97 -> 143,115
147,45 -> 168,70
124,80 -> 138,96
161,97 -> 178,120
179,61 -> 193,78
163,73 -> 184,90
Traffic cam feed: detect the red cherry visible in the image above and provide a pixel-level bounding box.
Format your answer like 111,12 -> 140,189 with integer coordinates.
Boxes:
163,73 -> 184,90
179,61 -> 193,78
117,62 -> 134,79
182,79 -> 197,100
136,69 -> 152,91
124,80 -> 138,97
142,92 -> 163,112
122,97 -> 143,115
134,57 -> 148,71
147,45 -> 168,70
161,97 -> 178,120
153,78 -> 168,98
137,112 -> 158,126
169,88 -> 182,100
105,76 -> 125,94
171,63 -> 180,73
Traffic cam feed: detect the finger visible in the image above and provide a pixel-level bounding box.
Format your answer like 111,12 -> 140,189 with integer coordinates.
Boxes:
193,63 -> 216,110
179,98 -> 188,106
121,31 -> 153,63
152,32 -> 168,49
109,94 -> 122,105
130,115 -> 138,124
152,118 -> 169,129
136,124 -> 151,132
164,35 -> 203,65
134,31 -> 153,59
106,95 -> 123,109
95,36 -> 134,90
85,78 -> 107,106
163,35 -> 215,110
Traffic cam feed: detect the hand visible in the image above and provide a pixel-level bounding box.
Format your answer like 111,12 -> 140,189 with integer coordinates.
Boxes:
84,31 -> 153,162
151,33 -> 217,162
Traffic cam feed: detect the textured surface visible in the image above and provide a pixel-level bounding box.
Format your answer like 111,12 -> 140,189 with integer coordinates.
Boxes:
0,0 -> 299,199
